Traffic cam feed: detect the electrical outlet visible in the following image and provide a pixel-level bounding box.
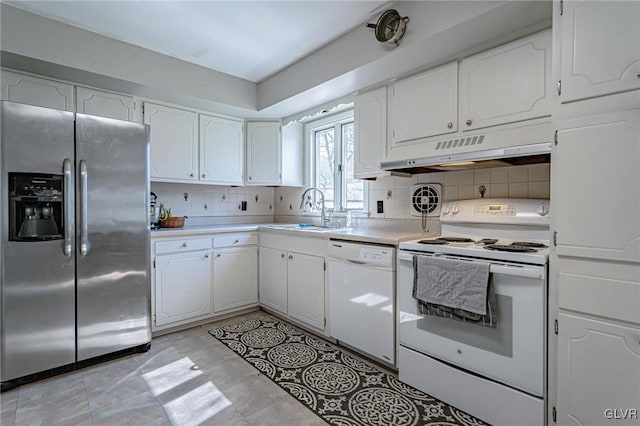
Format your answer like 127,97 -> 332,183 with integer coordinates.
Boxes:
377,200 -> 384,214
241,201 -> 247,211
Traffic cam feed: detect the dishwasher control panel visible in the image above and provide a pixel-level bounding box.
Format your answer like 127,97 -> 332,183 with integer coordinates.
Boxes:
328,241 -> 395,270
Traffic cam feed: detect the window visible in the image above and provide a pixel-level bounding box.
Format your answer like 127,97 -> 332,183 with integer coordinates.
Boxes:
307,111 -> 365,212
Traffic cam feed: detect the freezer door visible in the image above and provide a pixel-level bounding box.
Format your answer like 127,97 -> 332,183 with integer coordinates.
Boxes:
1,101 -> 76,381
75,113 -> 151,361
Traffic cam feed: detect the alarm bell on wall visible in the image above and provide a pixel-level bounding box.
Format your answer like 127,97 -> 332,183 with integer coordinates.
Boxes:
366,9 -> 410,46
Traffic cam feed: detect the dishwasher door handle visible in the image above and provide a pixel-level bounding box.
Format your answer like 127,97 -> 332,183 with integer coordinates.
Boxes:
330,258 -> 369,266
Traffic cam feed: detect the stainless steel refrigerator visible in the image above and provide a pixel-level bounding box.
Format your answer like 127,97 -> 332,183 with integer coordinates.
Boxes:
1,101 -> 151,390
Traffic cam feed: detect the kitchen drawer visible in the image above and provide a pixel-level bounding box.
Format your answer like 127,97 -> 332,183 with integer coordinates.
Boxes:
213,233 -> 257,248
156,238 -> 211,254
559,271 -> 640,325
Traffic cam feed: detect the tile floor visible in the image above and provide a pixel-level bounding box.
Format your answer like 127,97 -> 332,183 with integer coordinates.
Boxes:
0,311 -> 330,426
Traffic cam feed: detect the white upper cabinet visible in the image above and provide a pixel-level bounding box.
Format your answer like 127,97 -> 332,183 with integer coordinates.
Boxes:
553,109 -> 640,263
199,114 -> 244,185
391,62 -> 458,144
246,121 -> 282,185
559,1 -> 640,103
247,121 -> 304,186
76,86 -> 138,122
354,86 -> 388,179
281,121 -> 304,187
144,102 -> 198,182
1,69 -> 74,111
459,29 -> 552,131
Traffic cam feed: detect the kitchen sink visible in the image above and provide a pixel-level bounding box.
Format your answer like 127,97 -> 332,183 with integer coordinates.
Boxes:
263,224 -> 338,233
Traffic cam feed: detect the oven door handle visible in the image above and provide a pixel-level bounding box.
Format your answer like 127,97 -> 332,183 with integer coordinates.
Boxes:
489,265 -> 544,279
399,251 -> 544,279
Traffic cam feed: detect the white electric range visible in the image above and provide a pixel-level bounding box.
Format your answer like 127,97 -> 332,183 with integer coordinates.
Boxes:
397,198 -> 550,426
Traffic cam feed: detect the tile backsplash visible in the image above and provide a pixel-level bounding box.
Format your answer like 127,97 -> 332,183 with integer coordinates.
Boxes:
364,163 -> 550,219
151,183 -> 275,218
152,163 -> 549,222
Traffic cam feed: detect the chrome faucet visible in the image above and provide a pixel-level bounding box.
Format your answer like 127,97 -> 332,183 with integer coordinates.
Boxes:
300,187 -> 328,226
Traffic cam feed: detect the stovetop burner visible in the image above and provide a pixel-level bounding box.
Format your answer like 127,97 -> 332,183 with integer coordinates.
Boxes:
511,241 -> 548,248
437,237 -> 475,243
484,244 -> 537,253
418,239 -> 449,245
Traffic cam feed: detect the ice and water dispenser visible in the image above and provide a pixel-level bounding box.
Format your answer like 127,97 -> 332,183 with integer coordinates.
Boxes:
8,172 -> 64,241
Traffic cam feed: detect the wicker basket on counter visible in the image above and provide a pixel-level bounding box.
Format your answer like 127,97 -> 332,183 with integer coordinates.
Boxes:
158,216 -> 186,228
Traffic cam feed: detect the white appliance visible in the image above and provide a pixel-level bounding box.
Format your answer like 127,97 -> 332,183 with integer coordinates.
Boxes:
328,240 -> 396,366
398,198 -> 550,426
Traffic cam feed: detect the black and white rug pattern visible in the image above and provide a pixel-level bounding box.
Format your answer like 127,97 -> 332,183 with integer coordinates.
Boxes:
209,316 -> 485,426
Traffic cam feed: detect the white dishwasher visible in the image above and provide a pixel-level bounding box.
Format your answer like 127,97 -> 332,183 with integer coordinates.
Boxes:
327,240 -> 396,366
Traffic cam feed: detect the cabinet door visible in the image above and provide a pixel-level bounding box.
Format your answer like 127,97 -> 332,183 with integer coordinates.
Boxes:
155,250 -> 212,326
144,102 -> 198,181
560,1 -> 640,103
213,246 -> 258,312
200,114 -> 244,185
554,109 -> 640,263
557,313 -> 640,426
391,62 -> 458,144
355,87 -> 388,178
281,122 -> 304,186
246,122 -> 281,185
258,246 -> 288,315
287,252 -> 325,330
459,29 -> 551,131
1,70 -> 74,111
76,86 -> 136,122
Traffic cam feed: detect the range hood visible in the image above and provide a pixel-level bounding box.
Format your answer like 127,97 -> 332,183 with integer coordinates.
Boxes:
380,120 -> 552,174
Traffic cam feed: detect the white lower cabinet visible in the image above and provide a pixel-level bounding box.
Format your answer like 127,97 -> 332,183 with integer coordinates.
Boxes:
287,252 -> 325,331
259,246 -> 288,315
152,232 -> 258,331
155,249 -> 212,326
259,233 -> 327,333
213,245 -> 258,312
557,313 -> 640,426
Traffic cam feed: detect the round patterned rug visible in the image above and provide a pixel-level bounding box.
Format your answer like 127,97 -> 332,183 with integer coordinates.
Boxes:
209,316 -> 485,426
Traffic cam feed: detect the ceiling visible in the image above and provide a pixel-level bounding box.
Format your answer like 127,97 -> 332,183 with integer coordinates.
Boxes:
6,0 -> 389,83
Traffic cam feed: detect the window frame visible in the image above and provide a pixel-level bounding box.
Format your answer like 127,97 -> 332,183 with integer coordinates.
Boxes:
305,110 -> 367,213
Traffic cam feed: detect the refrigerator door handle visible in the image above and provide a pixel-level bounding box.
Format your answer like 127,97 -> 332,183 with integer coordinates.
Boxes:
80,159 -> 89,256
63,158 -> 73,257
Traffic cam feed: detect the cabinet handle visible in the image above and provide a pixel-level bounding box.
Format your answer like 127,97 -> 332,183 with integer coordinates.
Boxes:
189,173 -> 194,177
204,254 -> 209,258
281,253 -> 285,258
288,255 -> 293,260
447,122 -> 453,129
465,119 -> 472,126
182,242 -> 188,247
202,173 -> 206,178
249,176 -> 252,180
216,253 -> 221,258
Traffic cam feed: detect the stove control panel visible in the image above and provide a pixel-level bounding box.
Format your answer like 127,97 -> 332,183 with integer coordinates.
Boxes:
474,203 -> 516,216
440,198 -> 550,226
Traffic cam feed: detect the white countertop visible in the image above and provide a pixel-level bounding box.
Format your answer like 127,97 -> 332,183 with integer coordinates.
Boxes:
151,223 -> 429,246
326,228 -> 429,246
151,223 -> 264,236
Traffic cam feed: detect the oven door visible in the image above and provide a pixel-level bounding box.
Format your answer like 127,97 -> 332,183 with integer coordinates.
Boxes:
398,250 -> 547,397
